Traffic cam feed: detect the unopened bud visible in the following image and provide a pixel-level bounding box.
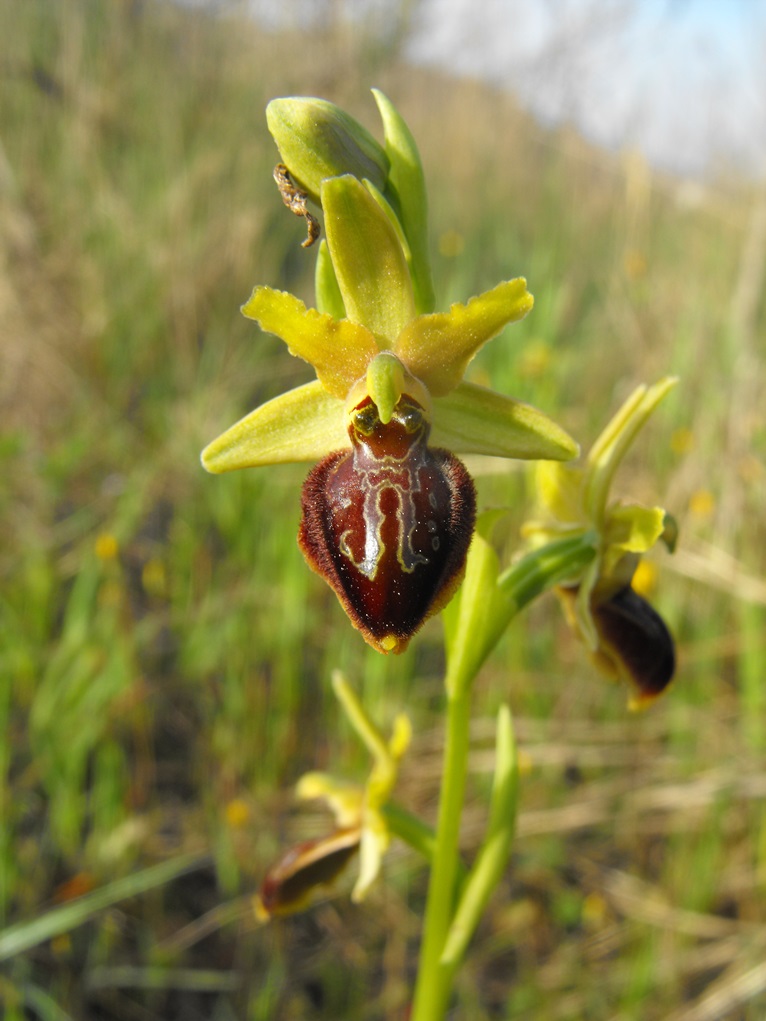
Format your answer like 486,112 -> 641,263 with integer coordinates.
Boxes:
266,98 -> 389,204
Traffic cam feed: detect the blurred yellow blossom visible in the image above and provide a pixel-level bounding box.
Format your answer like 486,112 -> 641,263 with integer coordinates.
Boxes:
689,489 -> 715,518
438,228 -> 465,258
225,799 -> 251,829
95,532 -> 119,561
670,427 -> 694,456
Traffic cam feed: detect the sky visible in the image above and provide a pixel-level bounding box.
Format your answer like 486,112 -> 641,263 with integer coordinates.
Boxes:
404,0 -> 766,177
242,0 -> 766,177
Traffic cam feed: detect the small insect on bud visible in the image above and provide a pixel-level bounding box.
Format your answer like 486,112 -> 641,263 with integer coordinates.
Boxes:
273,163 -> 321,248
299,394 -> 476,654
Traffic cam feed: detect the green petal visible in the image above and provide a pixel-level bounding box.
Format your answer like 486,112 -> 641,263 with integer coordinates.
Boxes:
430,382 -> 578,461
352,812 -> 388,902
266,97 -> 389,204
201,380 -> 348,472
322,175 -> 416,345
372,89 -> 435,314
315,239 -> 346,319
394,279 -> 534,396
241,285 -> 377,399
606,503 -> 667,554
296,772 -> 363,828
363,177 -> 412,265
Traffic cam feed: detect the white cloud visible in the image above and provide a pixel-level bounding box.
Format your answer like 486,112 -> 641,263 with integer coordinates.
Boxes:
405,0 -> 766,176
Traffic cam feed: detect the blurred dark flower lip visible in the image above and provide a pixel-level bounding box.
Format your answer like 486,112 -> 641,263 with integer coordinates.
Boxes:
256,827 -> 361,919
558,583 -> 676,709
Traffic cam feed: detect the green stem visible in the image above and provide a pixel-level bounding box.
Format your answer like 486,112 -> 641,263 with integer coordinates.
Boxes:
410,532 -> 597,1018
498,532 -> 597,608
410,683 -> 472,1021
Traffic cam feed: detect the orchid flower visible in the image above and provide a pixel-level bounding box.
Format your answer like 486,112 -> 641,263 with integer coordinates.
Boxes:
522,378 -> 678,707
256,673 -> 411,916
202,93 -> 577,654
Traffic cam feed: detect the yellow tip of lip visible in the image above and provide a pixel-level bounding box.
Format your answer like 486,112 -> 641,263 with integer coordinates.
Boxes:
379,635 -> 399,653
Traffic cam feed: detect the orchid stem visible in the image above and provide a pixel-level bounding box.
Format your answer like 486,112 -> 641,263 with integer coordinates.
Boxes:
410,680 -> 472,1020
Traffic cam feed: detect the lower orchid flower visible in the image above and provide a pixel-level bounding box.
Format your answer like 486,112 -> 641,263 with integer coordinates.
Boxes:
522,378 -> 679,707
256,673 -> 410,916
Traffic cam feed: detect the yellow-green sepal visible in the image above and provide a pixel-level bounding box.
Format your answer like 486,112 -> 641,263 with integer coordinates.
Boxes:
394,279 -> 534,396
200,380 -> 348,472
431,382 -> 579,461
241,285 -> 377,399
266,97 -> 389,203
322,175 -> 416,345
584,376 -> 678,526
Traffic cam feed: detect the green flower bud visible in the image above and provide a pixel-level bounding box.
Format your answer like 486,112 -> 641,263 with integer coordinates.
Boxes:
266,97 -> 390,204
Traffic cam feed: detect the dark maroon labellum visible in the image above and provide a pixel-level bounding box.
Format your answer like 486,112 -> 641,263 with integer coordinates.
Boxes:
591,584 -> 675,704
558,583 -> 675,705
299,395 -> 476,654
258,828 -> 360,918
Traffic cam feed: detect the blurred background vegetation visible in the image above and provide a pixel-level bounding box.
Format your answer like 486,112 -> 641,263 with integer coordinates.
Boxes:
1,1 -> 765,1018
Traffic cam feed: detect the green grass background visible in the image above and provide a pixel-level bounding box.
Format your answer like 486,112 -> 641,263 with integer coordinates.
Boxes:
1,1 -> 765,1018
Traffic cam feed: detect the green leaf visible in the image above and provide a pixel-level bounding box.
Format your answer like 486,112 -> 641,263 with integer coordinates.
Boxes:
0,854 -> 207,962
322,175 -> 416,345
